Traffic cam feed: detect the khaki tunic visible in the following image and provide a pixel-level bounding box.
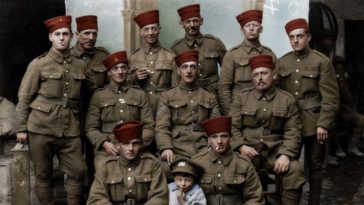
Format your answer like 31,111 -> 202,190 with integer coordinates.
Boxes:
129,42 -> 178,116
170,33 -> 227,93
276,48 -> 339,136
16,48 -> 87,137
218,40 -> 277,115
87,152 -> 168,205
0,96 -> 16,138
155,83 -> 220,159
191,149 -> 264,205
85,81 -> 155,151
71,46 -> 109,91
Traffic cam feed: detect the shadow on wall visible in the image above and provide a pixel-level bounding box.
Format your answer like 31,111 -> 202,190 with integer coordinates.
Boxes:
0,0 -> 65,103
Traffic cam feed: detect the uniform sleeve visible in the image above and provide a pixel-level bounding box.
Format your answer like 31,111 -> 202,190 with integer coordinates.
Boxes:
216,39 -> 227,66
243,162 -> 265,205
171,59 -> 180,87
317,60 -> 340,130
229,95 -> 245,150
87,171 -> 113,205
145,161 -> 169,205
85,93 -> 111,150
277,98 -> 302,158
140,92 -> 155,147
16,61 -> 41,132
155,92 -> 174,151
210,94 -> 221,118
218,52 -> 235,115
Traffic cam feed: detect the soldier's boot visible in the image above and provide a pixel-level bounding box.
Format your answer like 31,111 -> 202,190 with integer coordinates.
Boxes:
282,189 -> 302,205
308,171 -> 322,205
348,132 -> 364,157
65,175 -> 84,205
348,145 -> 364,157
34,179 -> 55,205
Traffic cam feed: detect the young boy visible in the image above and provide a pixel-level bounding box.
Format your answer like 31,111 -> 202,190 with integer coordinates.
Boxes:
169,160 -> 206,205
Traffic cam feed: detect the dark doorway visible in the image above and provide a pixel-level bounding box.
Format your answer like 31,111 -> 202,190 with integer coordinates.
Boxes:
0,0 -> 65,102
345,20 -> 364,114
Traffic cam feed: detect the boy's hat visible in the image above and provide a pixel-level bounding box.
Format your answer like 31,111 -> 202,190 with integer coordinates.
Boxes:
171,159 -> 204,179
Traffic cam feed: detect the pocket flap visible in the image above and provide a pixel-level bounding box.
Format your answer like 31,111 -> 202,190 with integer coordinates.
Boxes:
241,106 -> 257,116
202,52 -> 219,58
200,175 -> 213,184
224,175 -> 245,184
155,61 -> 173,71
98,101 -> 115,108
90,66 -> 107,73
278,71 -> 292,77
168,100 -> 188,108
40,71 -> 62,79
126,100 -> 142,107
197,101 -> 213,109
234,58 -> 249,66
135,175 -> 152,183
106,175 -> 123,184
130,63 -> 145,71
71,73 -> 86,80
29,100 -> 52,113
272,108 -> 289,118
301,70 -> 319,78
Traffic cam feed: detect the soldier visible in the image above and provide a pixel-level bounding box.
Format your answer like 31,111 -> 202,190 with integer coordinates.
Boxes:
155,50 -> 220,167
218,9 -> 277,115
230,55 -> 305,205
16,16 -> 86,204
87,121 -> 168,204
71,15 -> 109,91
85,51 -> 154,171
276,18 -> 339,205
170,3 -> 227,94
192,116 -> 265,205
129,10 -> 178,116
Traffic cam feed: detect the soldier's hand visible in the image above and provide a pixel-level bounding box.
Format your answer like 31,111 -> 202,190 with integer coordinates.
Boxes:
316,127 -> 328,144
136,68 -> 149,80
239,145 -> 259,159
17,132 -> 28,143
274,155 -> 290,174
161,149 -> 175,165
177,190 -> 186,205
103,141 -> 118,156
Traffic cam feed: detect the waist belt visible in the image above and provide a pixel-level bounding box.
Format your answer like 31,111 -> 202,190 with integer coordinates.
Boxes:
114,199 -> 144,205
101,122 -> 115,133
143,84 -> 170,92
36,95 -> 79,110
296,95 -> 321,111
198,74 -> 219,86
206,194 -> 242,205
173,123 -> 204,132
242,127 -> 283,137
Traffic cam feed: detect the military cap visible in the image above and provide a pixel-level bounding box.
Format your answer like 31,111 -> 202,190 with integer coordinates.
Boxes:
174,50 -> 199,67
44,15 -> 72,33
201,116 -> 232,137
171,159 -> 204,179
134,10 -> 159,28
177,4 -> 201,21
112,121 -> 144,143
249,55 -> 274,71
236,10 -> 262,27
102,51 -> 128,70
76,15 -> 98,31
285,18 -> 308,34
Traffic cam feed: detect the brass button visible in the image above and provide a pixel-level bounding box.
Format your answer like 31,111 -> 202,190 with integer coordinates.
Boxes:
295,69 -> 299,72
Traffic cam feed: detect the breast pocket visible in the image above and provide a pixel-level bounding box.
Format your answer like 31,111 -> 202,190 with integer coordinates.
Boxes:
241,106 -> 258,127
224,174 -> 245,189
300,70 -> 319,92
233,58 -> 251,82
277,70 -> 292,89
200,175 -> 213,194
201,52 -> 219,74
99,100 -> 116,121
89,66 -> 107,87
168,100 -> 188,123
40,71 -> 62,97
106,175 -> 124,202
269,108 -> 289,131
135,175 -> 152,199
197,101 -> 213,121
71,73 -> 86,97
155,61 -> 173,86
125,100 -> 142,119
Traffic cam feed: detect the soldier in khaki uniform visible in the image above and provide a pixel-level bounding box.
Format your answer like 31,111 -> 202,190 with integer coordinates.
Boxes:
192,116 -> 264,205
87,121 -> 168,205
218,10 -> 277,115
71,15 -> 109,91
155,51 -> 220,166
276,19 -> 339,205
85,51 -> 154,171
230,55 -> 305,205
170,4 -> 227,94
16,16 -> 86,205
129,10 -> 178,116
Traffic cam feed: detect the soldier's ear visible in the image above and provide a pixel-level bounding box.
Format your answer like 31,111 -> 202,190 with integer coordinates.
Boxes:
48,33 -> 52,41
179,21 -> 184,29
200,17 -> 204,25
177,67 -> 181,76
259,25 -> 263,34
307,34 -> 312,42
273,71 -> 277,80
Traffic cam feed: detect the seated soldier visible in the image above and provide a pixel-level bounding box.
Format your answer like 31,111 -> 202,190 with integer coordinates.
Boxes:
87,121 -> 168,204
192,116 -> 265,205
230,55 -> 305,205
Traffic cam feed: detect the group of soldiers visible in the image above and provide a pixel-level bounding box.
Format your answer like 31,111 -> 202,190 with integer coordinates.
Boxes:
15,3 -> 342,205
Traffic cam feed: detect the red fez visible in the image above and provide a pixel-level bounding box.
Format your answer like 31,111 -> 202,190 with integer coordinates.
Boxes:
285,18 -> 308,34
134,10 -> 159,28
177,4 -> 201,21
76,15 -> 98,31
236,10 -> 262,27
102,51 -> 128,70
44,15 -> 72,33
174,50 -> 199,67
201,116 -> 232,137
249,55 -> 274,71
112,121 -> 144,143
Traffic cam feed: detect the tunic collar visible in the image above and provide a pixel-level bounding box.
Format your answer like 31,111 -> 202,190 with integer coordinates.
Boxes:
184,33 -> 203,48
72,45 -> 95,58
141,41 -> 162,54
109,80 -> 129,93
252,86 -> 277,101
242,40 -> 263,54
208,148 -> 234,165
179,82 -> 199,91
48,47 -> 72,64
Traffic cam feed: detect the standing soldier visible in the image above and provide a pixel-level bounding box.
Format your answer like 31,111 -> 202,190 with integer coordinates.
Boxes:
276,18 -> 339,205
192,116 -> 265,205
155,50 -> 220,167
170,3 -> 227,94
85,51 -> 154,171
87,121 -> 168,205
129,10 -> 178,116
230,55 -> 305,205
16,16 -> 86,205
218,9 -> 276,115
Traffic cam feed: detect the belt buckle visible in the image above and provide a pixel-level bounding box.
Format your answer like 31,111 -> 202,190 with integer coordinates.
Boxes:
62,98 -> 68,108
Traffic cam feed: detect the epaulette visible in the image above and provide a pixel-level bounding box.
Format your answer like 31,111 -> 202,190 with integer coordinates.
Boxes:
313,49 -> 329,60
161,47 -> 176,55
140,152 -> 158,161
191,148 -> 209,159
276,88 -> 295,99
235,151 -> 250,161
280,51 -> 294,59
36,52 -> 48,59
129,84 -> 143,90
170,38 -> 184,49
262,45 -> 273,52
95,84 -> 109,92
131,47 -> 142,55
230,43 -> 242,51
95,47 -> 110,54
203,34 -> 218,40
105,155 -> 119,163
241,87 -> 254,93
